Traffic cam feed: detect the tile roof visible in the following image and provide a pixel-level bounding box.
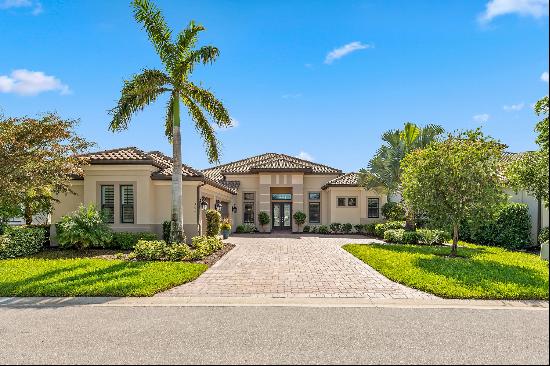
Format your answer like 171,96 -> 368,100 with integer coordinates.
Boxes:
321,172 -> 359,189
78,147 -> 237,194
501,151 -> 530,164
202,153 -> 342,180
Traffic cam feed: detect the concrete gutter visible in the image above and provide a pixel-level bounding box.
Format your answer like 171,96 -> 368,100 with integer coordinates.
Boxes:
0,296 -> 548,310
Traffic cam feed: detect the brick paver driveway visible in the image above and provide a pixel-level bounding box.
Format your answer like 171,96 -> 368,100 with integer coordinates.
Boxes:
159,234 -> 434,299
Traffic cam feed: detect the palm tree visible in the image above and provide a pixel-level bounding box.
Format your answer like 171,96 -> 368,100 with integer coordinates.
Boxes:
109,0 -> 231,243
358,122 -> 444,228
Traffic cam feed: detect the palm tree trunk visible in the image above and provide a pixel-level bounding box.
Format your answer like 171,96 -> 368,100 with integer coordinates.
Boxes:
170,92 -> 185,243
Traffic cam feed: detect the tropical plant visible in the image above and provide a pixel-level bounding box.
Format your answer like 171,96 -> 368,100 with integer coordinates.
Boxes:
358,122 -> 444,229
401,129 -> 506,256
55,204 -> 113,250
293,211 -> 306,231
109,0 -> 231,243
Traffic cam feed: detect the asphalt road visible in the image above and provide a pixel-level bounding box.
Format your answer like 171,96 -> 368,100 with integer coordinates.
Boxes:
0,305 -> 548,365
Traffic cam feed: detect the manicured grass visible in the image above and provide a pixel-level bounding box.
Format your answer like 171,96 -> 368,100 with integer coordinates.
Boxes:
344,242 -> 549,300
0,254 -> 208,297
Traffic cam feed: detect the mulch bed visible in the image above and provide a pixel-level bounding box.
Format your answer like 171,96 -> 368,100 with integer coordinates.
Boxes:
195,243 -> 235,266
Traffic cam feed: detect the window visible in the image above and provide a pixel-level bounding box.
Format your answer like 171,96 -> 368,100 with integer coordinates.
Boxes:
309,202 -> 321,223
308,192 -> 321,223
337,197 -> 357,207
100,185 -> 114,224
309,192 -> 321,200
271,193 -> 292,200
368,198 -> 380,218
243,192 -> 255,223
120,185 -> 135,224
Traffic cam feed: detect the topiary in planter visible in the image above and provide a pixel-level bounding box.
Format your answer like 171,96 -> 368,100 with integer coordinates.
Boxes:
293,211 -> 307,232
258,211 -> 270,232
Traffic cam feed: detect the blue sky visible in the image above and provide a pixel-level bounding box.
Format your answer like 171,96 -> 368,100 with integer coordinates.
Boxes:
1,0 -> 548,172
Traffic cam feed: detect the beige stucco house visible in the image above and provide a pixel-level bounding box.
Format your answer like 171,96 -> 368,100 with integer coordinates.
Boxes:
51,147 -> 387,241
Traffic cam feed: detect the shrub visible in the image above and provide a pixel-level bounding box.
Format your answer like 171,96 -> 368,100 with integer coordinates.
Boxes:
162,220 -> 171,242
132,240 -> 169,261
55,204 -> 112,249
374,221 -> 405,238
330,223 -> 342,234
258,211 -> 270,231
460,203 -> 531,250
236,224 -> 256,234
236,225 -> 245,233
417,229 -> 451,245
342,223 -> 353,234
303,225 -> 310,233
383,229 -> 419,244
293,211 -> 307,231
354,224 -> 364,234
0,226 -> 46,259
539,227 -> 549,244
189,236 -> 223,260
365,223 -> 377,236
318,225 -> 330,234
109,232 -> 158,250
381,202 -> 406,221
205,209 -> 221,237
310,226 -> 318,233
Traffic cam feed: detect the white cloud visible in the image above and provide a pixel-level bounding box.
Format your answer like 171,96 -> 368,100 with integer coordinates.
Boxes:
296,151 -> 314,161
473,113 -> 490,123
503,102 -> 525,111
0,69 -> 70,96
0,0 -> 42,15
541,71 -> 549,83
324,41 -> 372,64
479,0 -> 549,23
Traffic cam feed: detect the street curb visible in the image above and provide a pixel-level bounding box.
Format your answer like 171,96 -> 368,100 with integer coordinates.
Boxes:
0,296 -> 548,310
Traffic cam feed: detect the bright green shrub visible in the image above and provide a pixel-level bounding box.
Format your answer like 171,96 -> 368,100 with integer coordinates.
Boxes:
381,202 -> 406,221
189,236 -> 223,259
318,225 -> 329,234
0,226 -> 45,259
539,227 -> 549,244
132,240 -> 168,261
342,223 -> 353,234
56,204 -> 112,249
417,229 -> 451,245
365,223 -> 377,236
109,232 -> 158,250
330,223 -> 342,234
205,209 -> 222,237
383,229 -> 420,244
401,231 -> 420,244
131,236 -> 223,262
374,221 -> 405,237
236,224 -> 256,233
165,243 -> 192,261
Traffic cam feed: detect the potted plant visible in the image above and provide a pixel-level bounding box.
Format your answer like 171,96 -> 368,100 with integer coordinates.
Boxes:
220,218 -> 232,239
293,211 -> 306,232
258,211 -> 270,232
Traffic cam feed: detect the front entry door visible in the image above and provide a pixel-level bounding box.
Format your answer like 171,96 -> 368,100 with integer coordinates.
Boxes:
272,202 -> 292,230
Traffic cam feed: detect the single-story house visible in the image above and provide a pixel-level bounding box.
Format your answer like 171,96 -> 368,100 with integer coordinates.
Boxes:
51,147 -> 387,241
50,147 -> 548,243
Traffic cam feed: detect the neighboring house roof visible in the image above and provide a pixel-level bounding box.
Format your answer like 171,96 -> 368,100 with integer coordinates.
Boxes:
202,153 -> 342,180
501,151 -> 530,164
78,147 -> 237,194
321,172 -> 359,189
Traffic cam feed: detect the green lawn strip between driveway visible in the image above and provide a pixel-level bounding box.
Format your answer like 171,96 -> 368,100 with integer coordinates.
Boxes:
0,256 -> 207,297
344,242 -> 549,300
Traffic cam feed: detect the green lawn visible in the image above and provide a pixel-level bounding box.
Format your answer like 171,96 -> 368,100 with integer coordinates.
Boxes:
0,253 -> 207,297
344,242 -> 549,300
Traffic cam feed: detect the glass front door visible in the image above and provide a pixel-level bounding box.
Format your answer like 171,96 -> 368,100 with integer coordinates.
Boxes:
272,202 -> 292,230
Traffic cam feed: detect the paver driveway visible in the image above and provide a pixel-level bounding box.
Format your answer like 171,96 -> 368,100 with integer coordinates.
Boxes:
159,234 -> 434,299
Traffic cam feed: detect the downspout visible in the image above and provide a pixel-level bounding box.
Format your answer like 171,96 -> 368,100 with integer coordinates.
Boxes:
197,182 -> 206,236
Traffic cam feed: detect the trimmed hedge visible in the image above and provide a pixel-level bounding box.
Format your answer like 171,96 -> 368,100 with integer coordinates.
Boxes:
131,236 -> 224,261
416,229 -> 451,245
460,203 -> 532,250
0,226 -> 45,259
236,224 -> 256,233
374,221 -> 405,238
109,232 -> 158,250
384,228 -> 450,245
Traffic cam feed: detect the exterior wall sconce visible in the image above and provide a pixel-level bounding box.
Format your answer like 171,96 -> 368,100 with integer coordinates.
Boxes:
231,204 -> 238,213
200,197 -> 209,211
215,200 -> 222,211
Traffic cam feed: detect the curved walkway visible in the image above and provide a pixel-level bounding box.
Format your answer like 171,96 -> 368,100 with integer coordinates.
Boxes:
159,234 -> 434,299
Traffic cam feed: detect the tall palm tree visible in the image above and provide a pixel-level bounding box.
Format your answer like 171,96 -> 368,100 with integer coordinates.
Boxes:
358,122 -> 444,228
109,0 -> 231,243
